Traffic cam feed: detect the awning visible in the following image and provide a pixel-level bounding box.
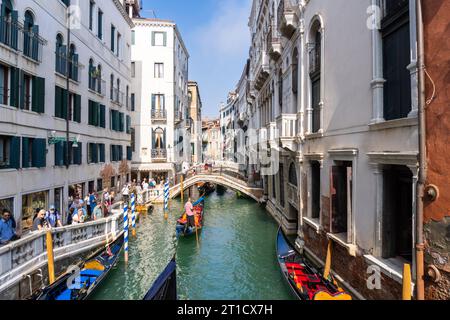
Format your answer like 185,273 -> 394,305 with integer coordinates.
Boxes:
132,163 -> 175,172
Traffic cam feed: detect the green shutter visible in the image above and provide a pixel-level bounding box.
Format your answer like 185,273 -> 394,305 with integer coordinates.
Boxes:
74,94 -> 81,123
61,88 -> 68,120
55,141 -> 63,166
119,113 -> 124,132
32,138 -> 46,168
32,77 -> 45,113
18,70 -> 24,109
0,4 -> 6,44
10,67 -> 19,108
88,100 -> 93,125
99,144 -> 105,162
9,136 -> 20,169
55,86 -> 61,118
100,104 -> 106,128
75,142 -> 82,165
31,25 -> 39,61
22,138 -> 29,168
111,25 -> 115,52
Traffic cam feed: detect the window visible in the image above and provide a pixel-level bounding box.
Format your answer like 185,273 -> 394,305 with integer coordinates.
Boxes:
131,62 -> 135,77
311,161 -> 321,219
288,163 -> 297,186
97,9 -> 103,39
88,59 -> 96,91
131,128 -> 135,152
279,164 -> 285,207
131,93 -> 135,111
154,63 -> 164,78
292,48 -> 299,95
0,0 -> 18,50
382,165 -> 413,262
22,191 -> 48,232
88,143 -> 99,164
110,74 -> 114,100
310,28 -> 322,133
97,179 -> 103,192
152,128 -> 166,150
110,24 -> 115,52
381,0 -> 411,120
89,1 -> 94,31
23,11 -> 34,59
131,30 -> 135,45
21,137 -> 46,168
55,34 -> 66,75
330,161 -> 353,234
152,32 -> 166,46
68,44 -> 78,82
0,135 -> 20,169
278,69 -> 283,112
152,94 -> 165,111
117,32 -> 121,57
88,100 -> 105,127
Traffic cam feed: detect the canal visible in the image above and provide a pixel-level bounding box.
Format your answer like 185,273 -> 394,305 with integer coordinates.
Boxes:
91,188 -> 294,300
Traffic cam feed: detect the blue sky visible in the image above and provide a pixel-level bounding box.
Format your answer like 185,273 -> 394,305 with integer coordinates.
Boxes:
141,0 -> 252,118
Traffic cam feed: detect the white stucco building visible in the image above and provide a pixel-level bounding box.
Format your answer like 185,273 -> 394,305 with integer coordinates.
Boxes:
0,0 -> 139,232
228,0 -> 420,299
130,17 -> 189,184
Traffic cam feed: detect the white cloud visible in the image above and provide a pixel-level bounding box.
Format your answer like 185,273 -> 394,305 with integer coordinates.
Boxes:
193,0 -> 251,59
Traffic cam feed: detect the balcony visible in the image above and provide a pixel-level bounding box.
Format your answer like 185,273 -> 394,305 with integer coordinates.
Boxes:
267,24 -> 281,61
111,87 -> 124,106
56,52 -> 81,82
151,148 -> 167,162
151,109 -> 167,121
174,110 -> 183,124
276,114 -> 297,151
277,0 -> 300,39
253,51 -> 270,91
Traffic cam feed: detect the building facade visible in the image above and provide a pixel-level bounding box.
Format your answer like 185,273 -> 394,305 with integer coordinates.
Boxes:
0,0 -> 137,232
187,81 -> 202,164
202,118 -> 221,163
219,92 -> 237,162
130,17 -> 189,184
229,0 -> 425,299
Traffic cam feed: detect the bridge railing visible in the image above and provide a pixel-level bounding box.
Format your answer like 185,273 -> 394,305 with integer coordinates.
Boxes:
0,213 -> 123,295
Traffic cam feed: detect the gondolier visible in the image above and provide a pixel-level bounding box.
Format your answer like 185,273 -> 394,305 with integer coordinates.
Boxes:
184,198 -> 195,231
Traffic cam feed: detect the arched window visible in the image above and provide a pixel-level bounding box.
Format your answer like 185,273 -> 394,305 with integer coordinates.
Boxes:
126,85 -> 129,109
55,33 -> 65,74
154,127 -> 166,149
309,20 -> 322,133
289,163 -> 297,186
1,0 -> 18,49
23,11 -> 34,56
89,58 -> 95,90
116,78 -> 120,103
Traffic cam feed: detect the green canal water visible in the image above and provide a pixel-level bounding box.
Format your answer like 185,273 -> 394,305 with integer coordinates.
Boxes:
90,189 -> 294,300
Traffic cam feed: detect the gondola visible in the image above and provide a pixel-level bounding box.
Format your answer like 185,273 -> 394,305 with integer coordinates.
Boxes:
176,197 -> 205,238
143,257 -> 177,300
197,182 -> 215,195
276,228 -> 352,300
32,234 -> 124,300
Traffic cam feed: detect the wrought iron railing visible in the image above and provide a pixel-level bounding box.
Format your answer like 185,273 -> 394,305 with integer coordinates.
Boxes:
151,148 -> 167,159
151,109 -> 167,120
112,87 -> 124,106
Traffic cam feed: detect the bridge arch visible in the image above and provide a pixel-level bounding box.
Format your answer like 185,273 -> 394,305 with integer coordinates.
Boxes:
170,174 -> 264,203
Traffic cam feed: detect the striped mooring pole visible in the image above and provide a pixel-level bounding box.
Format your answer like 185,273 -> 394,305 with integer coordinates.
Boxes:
164,179 -> 170,219
131,193 -> 137,237
123,202 -> 129,263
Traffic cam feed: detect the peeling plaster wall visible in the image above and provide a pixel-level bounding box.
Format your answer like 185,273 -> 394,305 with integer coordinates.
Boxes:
423,0 -> 450,300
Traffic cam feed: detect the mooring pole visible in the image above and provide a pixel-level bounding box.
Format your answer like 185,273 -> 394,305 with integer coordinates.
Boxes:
46,231 -> 55,284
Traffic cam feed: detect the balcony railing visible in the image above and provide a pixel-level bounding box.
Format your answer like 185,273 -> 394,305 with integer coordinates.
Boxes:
112,87 -> 124,106
22,28 -> 46,62
152,148 -> 167,160
254,50 -> 270,91
151,109 -> 167,120
174,110 -> 182,123
277,114 -> 297,138
56,52 -> 81,82
277,0 -> 299,38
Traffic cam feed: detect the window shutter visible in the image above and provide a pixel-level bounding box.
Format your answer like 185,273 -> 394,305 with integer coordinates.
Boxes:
11,11 -> 18,50
55,86 -> 61,118
111,25 -> 115,52
18,70 -> 25,109
60,45 -> 67,75
94,143 -> 99,163
0,4 -> 6,44
77,142 -> 82,165
152,129 -> 156,149
74,94 -> 81,123
32,138 -> 46,168
100,104 -> 106,128
55,141 -> 62,166
163,129 -> 167,149
10,67 -> 19,108
22,138 -> 30,168
93,102 -> 99,126
9,136 -> 20,169
99,144 -> 105,162
61,88 -> 68,120
32,77 -> 45,113
127,146 -> 132,161
119,112 -> 124,132
31,25 -> 39,61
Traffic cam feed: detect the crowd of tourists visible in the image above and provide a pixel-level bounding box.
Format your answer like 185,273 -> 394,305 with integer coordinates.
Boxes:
0,188 -> 118,246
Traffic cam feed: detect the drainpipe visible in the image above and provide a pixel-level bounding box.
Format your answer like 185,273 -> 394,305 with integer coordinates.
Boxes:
65,8 -> 71,170
415,0 -> 426,301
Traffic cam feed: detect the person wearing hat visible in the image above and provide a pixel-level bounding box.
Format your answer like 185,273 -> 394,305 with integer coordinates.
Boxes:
45,205 -> 63,228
